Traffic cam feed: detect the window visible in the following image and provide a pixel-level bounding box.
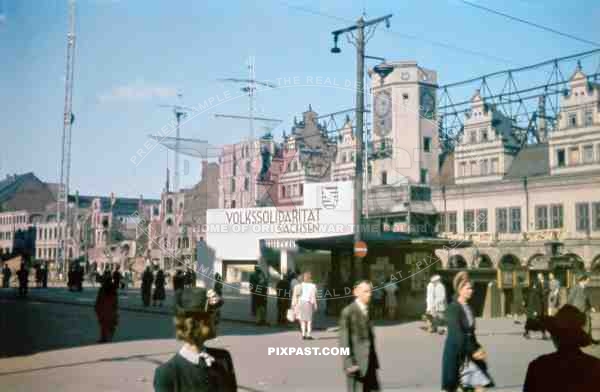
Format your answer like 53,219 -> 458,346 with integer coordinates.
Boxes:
551,204 -> 563,229
381,171 -> 387,185
469,131 -> 477,144
510,207 -> 521,233
557,149 -> 566,167
246,161 -> 251,173
230,178 -> 235,193
244,177 -> 249,191
341,152 -> 347,163
593,202 -> 600,231
476,209 -> 488,232
299,183 -> 303,197
480,128 -> 489,142
470,161 -> 477,176
535,205 -> 548,230
423,137 -> 432,152
490,158 -> 499,174
569,147 -> 580,165
584,110 -> 593,127
464,210 -> 475,233
281,185 -> 286,197
420,169 -> 428,184
351,152 -> 355,161
439,213 -> 446,233
496,208 -> 508,233
583,145 -> 594,163
231,200 -> 236,209
576,203 -> 590,232
568,113 -> 577,128
459,162 -> 467,177
481,160 -> 488,176
293,184 -> 298,196
166,199 -> 173,214
232,161 -> 237,176
448,212 -> 457,234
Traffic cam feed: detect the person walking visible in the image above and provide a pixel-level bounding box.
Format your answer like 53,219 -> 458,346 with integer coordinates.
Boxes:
511,276 -> 526,324
249,266 -> 268,325
383,281 -> 398,320
568,273 -> 597,339
426,274 -> 447,334
442,272 -> 494,392
524,275 -> 549,340
94,276 -> 119,343
292,272 -> 317,338
2,263 -> 12,288
153,287 -> 236,392
548,272 -> 560,317
213,272 -> 224,325
41,262 -> 48,288
17,262 -> 29,298
153,269 -> 166,307
112,265 -> 123,291
35,264 -> 42,288
339,280 -> 380,392
523,305 -> 600,392
276,273 -> 291,325
141,265 -> 154,307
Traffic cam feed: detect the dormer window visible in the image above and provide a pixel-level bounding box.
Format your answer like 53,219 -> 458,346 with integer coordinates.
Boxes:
584,110 -> 593,127
480,128 -> 489,142
568,113 -> 577,128
469,131 -> 477,144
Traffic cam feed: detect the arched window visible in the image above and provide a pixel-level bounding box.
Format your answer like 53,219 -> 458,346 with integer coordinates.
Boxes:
449,255 -> 467,268
478,254 -> 493,268
166,199 -> 173,214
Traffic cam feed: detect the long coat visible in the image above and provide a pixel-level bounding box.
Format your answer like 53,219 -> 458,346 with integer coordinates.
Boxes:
567,284 -> 591,314
141,268 -> 154,305
153,270 -> 166,301
339,301 -> 380,391
441,302 -> 492,390
154,347 -> 237,392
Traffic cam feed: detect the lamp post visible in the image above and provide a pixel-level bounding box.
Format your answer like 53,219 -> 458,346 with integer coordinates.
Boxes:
331,14 -> 392,279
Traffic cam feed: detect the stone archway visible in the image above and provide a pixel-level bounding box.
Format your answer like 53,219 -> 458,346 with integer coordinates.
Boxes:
592,256 -> 600,273
499,254 -> 520,270
449,254 -> 467,269
478,254 -> 493,268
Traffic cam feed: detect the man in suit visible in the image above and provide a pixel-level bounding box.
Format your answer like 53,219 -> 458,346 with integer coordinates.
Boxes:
339,280 -> 380,392
568,273 -> 597,340
153,287 -> 236,392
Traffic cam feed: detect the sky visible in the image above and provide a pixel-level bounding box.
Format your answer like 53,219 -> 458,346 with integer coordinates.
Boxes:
1,0 -> 599,199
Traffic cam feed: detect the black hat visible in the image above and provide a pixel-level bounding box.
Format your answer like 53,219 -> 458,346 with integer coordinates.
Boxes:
175,287 -> 223,316
545,305 -> 592,347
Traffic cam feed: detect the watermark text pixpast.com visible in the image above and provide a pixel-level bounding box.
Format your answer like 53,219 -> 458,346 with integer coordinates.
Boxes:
268,347 -> 349,356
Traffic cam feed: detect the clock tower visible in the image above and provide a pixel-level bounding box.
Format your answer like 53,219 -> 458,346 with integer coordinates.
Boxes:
369,61 -> 439,186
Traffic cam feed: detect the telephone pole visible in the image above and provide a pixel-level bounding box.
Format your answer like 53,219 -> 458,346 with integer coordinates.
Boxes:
330,14 -> 392,277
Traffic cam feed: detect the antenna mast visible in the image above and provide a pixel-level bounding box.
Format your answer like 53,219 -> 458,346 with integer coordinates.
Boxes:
56,0 -> 76,277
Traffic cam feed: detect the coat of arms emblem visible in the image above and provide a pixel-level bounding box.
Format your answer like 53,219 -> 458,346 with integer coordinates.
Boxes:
321,186 -> 339,209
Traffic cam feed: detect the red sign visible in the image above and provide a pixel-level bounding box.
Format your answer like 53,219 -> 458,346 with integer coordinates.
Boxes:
354,241 -> 368,258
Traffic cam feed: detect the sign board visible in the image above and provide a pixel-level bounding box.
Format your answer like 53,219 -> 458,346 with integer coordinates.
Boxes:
354,241 -> 367,258
206,181 -> 354,260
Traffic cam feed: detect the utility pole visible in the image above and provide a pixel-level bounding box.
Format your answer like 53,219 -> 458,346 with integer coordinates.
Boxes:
57,0 -> 77,280
330,14 -> 392,278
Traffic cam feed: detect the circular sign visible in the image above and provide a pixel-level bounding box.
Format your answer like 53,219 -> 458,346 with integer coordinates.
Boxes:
354,241 -> 368,258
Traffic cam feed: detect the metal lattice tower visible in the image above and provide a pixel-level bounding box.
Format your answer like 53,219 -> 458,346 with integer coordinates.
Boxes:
56,0 -> 76,276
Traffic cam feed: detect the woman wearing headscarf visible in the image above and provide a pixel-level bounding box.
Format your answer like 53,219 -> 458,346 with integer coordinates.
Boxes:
442,272 -> 494,392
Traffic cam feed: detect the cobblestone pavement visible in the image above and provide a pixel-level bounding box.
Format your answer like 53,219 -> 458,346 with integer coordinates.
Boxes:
3,294 -> 599,391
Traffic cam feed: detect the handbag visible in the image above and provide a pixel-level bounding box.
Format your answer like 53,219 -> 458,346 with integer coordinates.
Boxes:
286,308 -> 296,322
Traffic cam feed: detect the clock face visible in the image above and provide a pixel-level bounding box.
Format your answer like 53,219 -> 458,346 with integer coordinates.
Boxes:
374,91 -> 392,137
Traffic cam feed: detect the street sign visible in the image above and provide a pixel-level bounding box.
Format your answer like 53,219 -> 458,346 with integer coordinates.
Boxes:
354,240 -> 367,258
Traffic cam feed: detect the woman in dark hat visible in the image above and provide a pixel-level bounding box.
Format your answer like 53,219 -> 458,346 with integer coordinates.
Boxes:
442,272 -> 494,392
154,287 -> 236,392
523,304 -> 600,391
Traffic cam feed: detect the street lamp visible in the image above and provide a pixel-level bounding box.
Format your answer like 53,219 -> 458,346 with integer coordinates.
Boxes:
330,14 -> 392,280
373,62 -> 394,82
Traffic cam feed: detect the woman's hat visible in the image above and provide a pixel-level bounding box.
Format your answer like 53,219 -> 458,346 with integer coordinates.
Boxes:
430,274 -> 441,283
175,287 -> 223,316
544,305 -> 592,347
